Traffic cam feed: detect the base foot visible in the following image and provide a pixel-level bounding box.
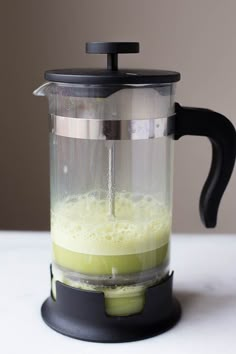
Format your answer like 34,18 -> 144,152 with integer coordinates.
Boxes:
41,272 -> 181,343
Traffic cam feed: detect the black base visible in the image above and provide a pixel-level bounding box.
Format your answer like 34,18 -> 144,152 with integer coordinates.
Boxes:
41,272 -> 181,343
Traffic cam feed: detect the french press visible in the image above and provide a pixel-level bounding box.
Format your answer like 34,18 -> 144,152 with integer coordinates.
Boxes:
34,42 -> 236,343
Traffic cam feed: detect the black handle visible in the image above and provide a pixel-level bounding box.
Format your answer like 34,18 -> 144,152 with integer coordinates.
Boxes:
86,42 -> 139,71
174,103 -> 236,228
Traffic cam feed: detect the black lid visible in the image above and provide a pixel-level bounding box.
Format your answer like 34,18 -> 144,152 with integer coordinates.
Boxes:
45,42 -> 180,85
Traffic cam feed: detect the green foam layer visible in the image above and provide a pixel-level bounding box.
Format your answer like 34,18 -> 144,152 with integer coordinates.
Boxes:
51,191 -> 171,256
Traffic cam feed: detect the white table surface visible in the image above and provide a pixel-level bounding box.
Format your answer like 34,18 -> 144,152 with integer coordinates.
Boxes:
1,232 -> 236,354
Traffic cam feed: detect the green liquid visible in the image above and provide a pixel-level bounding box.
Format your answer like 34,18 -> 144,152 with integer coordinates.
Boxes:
53,242 -> 169,275
105,291 -> 145,316
51,192 -> 171,316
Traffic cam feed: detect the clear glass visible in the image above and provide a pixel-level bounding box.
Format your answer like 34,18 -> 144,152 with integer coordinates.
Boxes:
34,83 -> 175,316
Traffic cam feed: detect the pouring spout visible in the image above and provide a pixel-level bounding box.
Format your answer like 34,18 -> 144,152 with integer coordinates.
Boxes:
33,82 -> 54,96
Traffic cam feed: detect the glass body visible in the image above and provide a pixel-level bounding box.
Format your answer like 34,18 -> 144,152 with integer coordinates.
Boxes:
35,83 -> 175,316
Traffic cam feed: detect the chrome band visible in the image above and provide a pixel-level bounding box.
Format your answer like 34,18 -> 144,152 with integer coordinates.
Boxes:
50,114 -> 175,140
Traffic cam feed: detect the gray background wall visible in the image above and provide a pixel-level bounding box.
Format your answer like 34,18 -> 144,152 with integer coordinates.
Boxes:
0,0 -> 235,233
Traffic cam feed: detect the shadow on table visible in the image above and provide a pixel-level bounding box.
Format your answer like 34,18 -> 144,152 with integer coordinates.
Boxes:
175,288 -> 236,320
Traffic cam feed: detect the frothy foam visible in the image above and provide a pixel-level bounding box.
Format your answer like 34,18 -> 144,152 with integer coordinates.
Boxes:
51,191 -> 171,255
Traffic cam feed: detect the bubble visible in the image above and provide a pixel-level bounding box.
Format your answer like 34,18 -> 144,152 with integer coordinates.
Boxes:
63,165 -> 68,174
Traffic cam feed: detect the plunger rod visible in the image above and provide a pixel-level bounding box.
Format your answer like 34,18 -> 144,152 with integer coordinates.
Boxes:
107,142 -> 115,217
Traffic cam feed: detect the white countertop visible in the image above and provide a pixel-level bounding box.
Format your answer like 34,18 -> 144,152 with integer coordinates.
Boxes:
1,232 -> 236,354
